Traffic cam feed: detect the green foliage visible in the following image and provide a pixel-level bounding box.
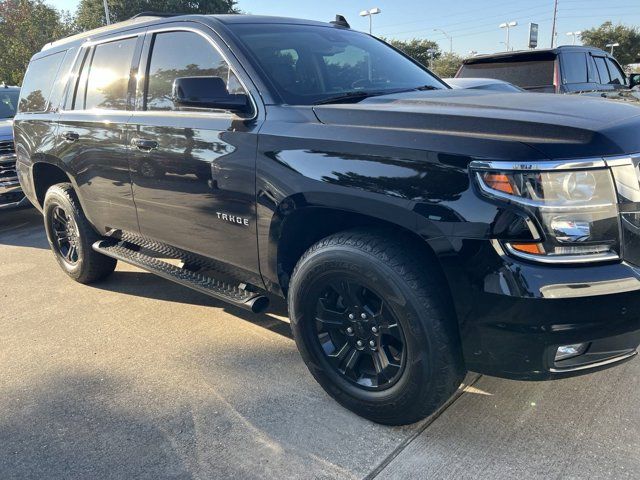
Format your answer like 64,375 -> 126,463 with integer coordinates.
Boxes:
0,0 -> 74,85
75,0 -> 238,31
383,38 -> 441,68
580,21 -> 640,67
431,52 -> 464,78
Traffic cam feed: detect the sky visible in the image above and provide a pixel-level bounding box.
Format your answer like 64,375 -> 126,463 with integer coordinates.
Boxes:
49,0 -> 640,56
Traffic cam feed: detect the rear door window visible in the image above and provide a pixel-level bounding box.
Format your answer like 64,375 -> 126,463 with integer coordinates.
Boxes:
458,60 -> 554,89
561,52 -> 587,84
18,51 -> 66,113
74,37 -> 137,110
144,31 -> 244,111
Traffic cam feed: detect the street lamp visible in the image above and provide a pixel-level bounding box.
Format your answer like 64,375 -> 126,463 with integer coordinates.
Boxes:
606,42 -> 620,55
566,31 -> 582,45
433,28 -> 452,54
426,48 -> 437,70
499,21 -> 518,51
359,7 -> 381,35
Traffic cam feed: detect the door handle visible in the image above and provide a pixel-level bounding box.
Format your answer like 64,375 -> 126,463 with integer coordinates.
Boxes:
61,131 -> 80,142
131,138 -> 158,151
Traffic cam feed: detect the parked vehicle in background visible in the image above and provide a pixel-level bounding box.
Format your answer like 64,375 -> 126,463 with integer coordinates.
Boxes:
13,13 -> 640,426
444,77 -> 523,92
456,46 -> 635,94
0,85 -> 26,210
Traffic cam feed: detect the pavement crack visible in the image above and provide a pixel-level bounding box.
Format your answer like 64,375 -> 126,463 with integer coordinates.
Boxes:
364,373 -> 483,480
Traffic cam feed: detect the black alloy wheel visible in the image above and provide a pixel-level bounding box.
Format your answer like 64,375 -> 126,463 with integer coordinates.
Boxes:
49,205 -> 80,265
313,277 -> 406,390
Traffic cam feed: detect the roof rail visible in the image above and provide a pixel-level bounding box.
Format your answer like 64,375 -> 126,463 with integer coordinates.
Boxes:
129,11 -> 185,20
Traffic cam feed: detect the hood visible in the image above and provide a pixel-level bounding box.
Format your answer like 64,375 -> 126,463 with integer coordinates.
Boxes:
312,89 -> 640,159
0,118 -> 14,140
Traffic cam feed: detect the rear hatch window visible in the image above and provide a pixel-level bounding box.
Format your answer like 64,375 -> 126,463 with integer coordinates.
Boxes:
458,54 -> 555,91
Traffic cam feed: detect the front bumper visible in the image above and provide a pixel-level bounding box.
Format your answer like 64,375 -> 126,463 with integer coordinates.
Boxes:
0,174 -> 27,210
453,240 -> 640,380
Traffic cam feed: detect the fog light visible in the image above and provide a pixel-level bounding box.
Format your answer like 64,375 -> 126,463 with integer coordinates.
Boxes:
555,343 -> 588,361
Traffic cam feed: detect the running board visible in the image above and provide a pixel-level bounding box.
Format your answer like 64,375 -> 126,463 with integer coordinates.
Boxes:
92,240 -> 269,313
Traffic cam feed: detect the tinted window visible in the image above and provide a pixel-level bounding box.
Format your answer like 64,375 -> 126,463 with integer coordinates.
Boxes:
0,89 -> 19,118
145,31 -> 243,111
78,37 -> 137,110
18,51 -> 65,113
231,24 -> 444,105
606,58 -> 626,85
458,60 -> 554,89
593,57 -> 610,84
561,52 -> 587,84
49,48 -> 76,111
587,55 -> 599,83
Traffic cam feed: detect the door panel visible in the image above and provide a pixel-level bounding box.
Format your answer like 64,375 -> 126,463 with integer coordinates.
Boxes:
128,27 -> 260,275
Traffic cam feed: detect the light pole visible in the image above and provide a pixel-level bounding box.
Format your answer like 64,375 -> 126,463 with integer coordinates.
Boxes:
606,42 -> 620,55
103,0 -> 110,25
566,31 -> 582,45
433,28 -> 452,54
499,21 -> 518,51
359,7 -> 381,35
426,48 -> 436,70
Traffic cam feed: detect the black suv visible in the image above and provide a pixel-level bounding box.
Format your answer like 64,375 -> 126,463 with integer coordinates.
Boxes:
14,14 -> 640,425
456,46 -> 636,94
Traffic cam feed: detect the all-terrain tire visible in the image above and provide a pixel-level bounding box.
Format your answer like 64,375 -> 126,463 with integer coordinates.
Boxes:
288,229 -> 465,425
43,183 -> 117,283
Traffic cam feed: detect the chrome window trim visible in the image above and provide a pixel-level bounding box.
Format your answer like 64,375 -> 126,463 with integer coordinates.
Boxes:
136,25 -> 259,121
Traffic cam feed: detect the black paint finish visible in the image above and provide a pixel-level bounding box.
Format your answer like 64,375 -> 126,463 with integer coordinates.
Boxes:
14,14 -> 640,380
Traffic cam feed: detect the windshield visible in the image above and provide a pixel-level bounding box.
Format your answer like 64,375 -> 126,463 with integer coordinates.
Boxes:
230,24 -> 445,105
458,59 -> 554,90
0,89 -> 19,118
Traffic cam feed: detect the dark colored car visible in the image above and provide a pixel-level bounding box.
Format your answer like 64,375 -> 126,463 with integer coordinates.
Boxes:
456,46 -> 636,94
14,14 -> 640,425
0,85 -> 26,210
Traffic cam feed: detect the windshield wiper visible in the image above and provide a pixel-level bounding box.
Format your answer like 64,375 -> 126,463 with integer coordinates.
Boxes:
314,91 -> 386,105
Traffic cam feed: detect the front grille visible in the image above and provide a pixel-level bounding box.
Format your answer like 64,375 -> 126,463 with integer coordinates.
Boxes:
0,140 -> 17,182
0,140 -> 14,156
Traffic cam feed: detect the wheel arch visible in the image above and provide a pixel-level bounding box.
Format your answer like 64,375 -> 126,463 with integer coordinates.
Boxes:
31,161 -> 77,209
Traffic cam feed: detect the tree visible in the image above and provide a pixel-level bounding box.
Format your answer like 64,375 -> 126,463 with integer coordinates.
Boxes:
75,0 -> 238,31
384,38 -> 441,68
580,21 -> 640,67
0,0 -> 74,85
431,52 -> 464,78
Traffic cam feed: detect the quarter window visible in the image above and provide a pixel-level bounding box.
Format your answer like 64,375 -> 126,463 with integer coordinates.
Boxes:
18,51 -> 65,113
145,31 -> 244,111
74,37 -> 137,110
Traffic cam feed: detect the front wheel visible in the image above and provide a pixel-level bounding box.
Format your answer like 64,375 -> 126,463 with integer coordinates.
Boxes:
288,230 -> 465,425
43,183 -> 117,283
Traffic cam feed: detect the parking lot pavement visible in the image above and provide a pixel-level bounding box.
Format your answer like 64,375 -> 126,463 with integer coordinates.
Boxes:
1,207 -> 639,480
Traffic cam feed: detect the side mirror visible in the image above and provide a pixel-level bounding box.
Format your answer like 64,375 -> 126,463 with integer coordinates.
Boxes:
629,74 -> 640,89
172,76 -> 250,113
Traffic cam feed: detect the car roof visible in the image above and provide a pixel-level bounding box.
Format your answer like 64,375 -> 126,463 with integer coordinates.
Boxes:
41,14 -> 332,53
464,45 -> 610,64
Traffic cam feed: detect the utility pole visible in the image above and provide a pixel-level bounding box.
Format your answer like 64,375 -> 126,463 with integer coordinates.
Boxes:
103,0 -> 111,25
550,0 -> 558,47
433,28 -> 453,54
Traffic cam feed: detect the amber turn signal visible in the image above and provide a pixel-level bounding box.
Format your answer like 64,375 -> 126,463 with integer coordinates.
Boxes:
482,172 -> 514,194
510,243 -> 545,255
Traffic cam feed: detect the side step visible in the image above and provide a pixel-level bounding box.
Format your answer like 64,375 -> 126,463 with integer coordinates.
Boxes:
92,240 -> 269,313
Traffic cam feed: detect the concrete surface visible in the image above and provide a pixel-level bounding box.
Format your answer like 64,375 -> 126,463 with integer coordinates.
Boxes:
1,207 -> 639,480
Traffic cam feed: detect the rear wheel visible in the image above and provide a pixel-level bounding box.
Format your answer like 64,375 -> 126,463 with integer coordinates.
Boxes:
43,183 -> 116,283
288,230 -> 465,425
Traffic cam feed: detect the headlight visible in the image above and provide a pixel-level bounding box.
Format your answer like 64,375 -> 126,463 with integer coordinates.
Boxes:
473,162 -> 620,263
